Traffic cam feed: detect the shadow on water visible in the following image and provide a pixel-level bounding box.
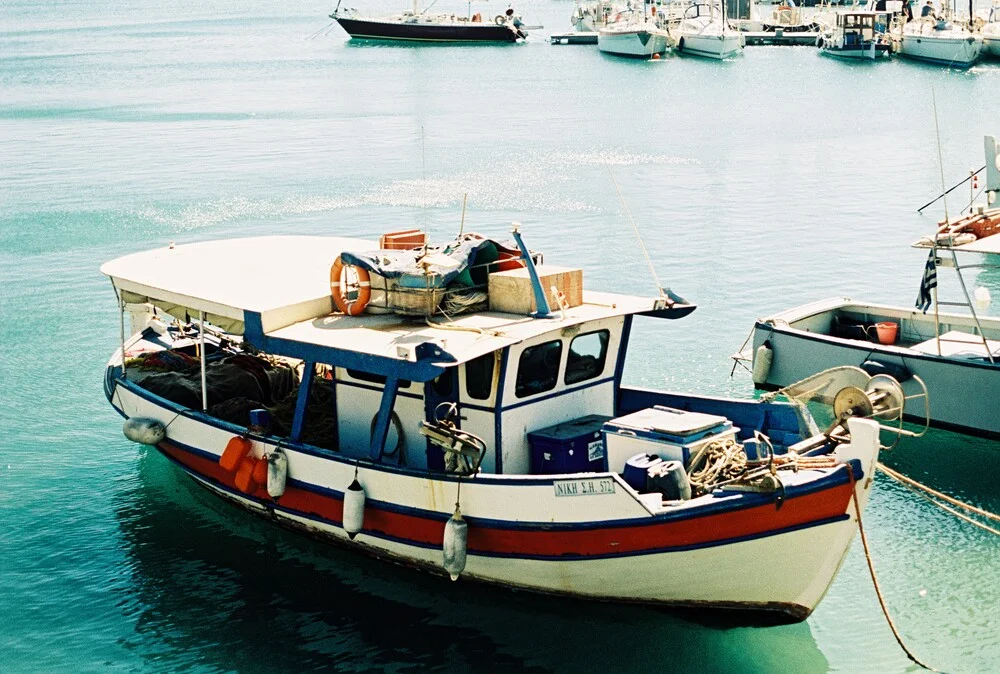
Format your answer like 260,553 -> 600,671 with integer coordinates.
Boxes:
114,449 -> 829,673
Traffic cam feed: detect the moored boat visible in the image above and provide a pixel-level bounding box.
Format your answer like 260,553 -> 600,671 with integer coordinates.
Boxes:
818,11 -> 892,59
673,2 -> 745,59
898,16 -> 982,67
983,3 -> 1000,58
331,2 -> 528,43
599,5 -> 672,56
742,135 -> 1000,438
103,224 -> 887,621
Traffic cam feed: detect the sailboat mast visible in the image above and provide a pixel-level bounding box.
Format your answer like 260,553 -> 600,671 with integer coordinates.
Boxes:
414,0 -> 420,15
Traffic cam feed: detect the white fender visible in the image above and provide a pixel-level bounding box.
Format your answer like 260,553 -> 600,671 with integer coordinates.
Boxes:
751,342 -> 773,386
442,507 -> 468,581
267,448 -> 288,498
123,417 -> 166,445
343,479 -> 366,540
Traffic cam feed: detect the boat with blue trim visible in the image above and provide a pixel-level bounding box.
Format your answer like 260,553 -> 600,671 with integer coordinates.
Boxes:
103,225 -> 886,621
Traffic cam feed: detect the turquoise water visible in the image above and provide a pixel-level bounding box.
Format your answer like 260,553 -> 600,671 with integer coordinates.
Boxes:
3,1 -> 1000,671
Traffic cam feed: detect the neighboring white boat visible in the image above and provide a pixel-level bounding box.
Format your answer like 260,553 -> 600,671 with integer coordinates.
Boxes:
898,16 -> 982,67
818,11 -> 892,59
741,136 -> 1000,438
103,222 -> 888,622
674,2 -> 745,58
983,3 -> 1000,58
571,0 -> 620,32
599,8 -> 673,56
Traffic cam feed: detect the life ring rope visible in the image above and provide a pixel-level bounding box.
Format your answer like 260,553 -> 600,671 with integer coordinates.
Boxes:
330,255 -> 372,316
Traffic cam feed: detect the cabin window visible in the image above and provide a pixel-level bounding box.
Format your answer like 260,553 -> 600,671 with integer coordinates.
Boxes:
465,353 -> 495,401
515,340 -> 563,398
345,369 -> 411,389
565,330 -> 610,385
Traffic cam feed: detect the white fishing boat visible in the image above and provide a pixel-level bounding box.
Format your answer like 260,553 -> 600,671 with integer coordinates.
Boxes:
740,136 -> 1000,438
817,11 -> 892,59
898,16 -> 982,67
598,6 -> 672,56
983,3 -> 1000,58
103,222 -> 891,622
673,2 -> 745,58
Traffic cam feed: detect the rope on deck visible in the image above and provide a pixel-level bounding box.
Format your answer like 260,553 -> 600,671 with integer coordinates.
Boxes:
851,483 -> 938,672
877,463 -> 1000,536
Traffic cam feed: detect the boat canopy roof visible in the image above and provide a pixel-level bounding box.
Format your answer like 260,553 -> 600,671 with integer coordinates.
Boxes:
913,231 -> 1000,255
102,235 -> 679,381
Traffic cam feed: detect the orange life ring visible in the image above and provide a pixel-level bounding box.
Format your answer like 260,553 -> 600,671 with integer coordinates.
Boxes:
330,255 -> 371,316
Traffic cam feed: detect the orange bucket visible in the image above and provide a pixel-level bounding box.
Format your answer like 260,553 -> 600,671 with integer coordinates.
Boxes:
875,322 -> 898,345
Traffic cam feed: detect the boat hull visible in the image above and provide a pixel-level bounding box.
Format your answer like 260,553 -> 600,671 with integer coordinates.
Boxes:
676,33 -> 744,59
334,17 -> 521,42
598,29 -> 670,57
985,34 -> 1000,58
820,43 -> 892,59
108,370 -> 877,621
751,300 -> 1000,437
898,33 -> 982,67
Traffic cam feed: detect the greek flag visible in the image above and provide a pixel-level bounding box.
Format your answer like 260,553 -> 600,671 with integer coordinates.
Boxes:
915,250 -> 937,313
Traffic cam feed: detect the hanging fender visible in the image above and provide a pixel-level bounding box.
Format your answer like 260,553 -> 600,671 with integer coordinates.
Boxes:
123,417 -> 166,445
267,448 -> 288,499
343,478 -> 366,540
752,341 -> 773,386
442,506 -> 468,581
220,436 -> 252,472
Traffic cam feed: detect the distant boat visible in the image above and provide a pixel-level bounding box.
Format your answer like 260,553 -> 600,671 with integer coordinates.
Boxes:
673,2 -> 745,59
983,3 -> 1000,58
598,6 -> 672,57
331,1 -> 528,43
898,16 -> 982,67
817,11 -> 892,59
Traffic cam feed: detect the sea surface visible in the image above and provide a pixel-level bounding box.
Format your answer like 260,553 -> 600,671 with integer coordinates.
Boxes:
2,1 -> 1000,671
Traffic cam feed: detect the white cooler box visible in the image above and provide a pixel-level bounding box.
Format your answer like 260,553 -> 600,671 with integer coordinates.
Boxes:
603,406 -> 739,472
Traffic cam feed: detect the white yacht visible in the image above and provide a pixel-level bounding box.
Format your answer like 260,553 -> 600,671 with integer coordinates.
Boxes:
598,8 -> 673,56
673,2 -> 745,58
898,16 -> 983,67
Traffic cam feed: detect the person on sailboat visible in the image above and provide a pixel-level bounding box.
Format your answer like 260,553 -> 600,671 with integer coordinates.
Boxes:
920,1 -> 936,18
901,0 -> 914,22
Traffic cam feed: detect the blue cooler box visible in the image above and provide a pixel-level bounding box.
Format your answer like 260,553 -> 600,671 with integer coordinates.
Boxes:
528,415 -> 612,475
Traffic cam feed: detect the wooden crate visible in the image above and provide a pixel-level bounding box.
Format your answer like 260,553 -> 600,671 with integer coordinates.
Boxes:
488,265 -> 583,315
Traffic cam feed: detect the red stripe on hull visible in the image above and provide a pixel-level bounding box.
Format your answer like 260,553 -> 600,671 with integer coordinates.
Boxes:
159,441 -> 852,557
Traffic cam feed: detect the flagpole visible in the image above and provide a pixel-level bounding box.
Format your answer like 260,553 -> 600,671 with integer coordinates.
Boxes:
931,90 -> 947,357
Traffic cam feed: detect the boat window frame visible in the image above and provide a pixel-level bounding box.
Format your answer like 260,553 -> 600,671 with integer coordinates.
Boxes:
463,352 -> 497,402
513,339 -> 564,399
564,329 -> 611,386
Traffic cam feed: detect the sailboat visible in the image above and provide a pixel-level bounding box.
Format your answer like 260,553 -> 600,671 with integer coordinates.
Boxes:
598,3 -> 673,57
898,0 -> 982,67
673,2 -> 745,59
331,0 -> 529,42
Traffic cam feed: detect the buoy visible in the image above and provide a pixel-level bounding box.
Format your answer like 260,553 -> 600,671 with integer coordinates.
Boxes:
652,53 -> 661,60
751,342 -> 773,386
267,448 -> 288,499
234,455 -> 259,494
220,436 -> 252,472
442,506 -> 468,581
122,418 -> 166,445
251,456 -> 268,485
343,479 -> 366,540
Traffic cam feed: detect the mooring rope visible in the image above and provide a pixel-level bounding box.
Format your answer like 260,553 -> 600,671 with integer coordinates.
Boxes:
877,463 -> 1000,527
850,482 -> 938,672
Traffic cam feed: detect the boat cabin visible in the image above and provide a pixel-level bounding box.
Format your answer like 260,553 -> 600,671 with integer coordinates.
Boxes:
106,231 -> 796,480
